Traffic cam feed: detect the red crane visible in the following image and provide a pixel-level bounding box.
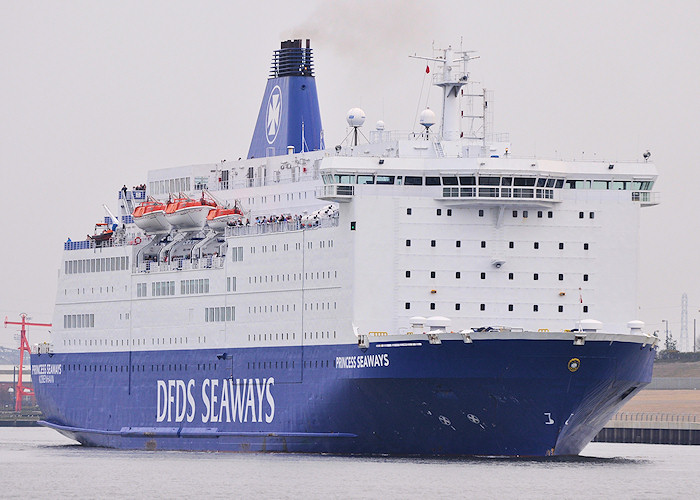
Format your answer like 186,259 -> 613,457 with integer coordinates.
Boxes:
4,314 -> 51,412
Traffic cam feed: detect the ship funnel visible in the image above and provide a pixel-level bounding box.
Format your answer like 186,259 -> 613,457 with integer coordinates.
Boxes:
247,39 -> 324,159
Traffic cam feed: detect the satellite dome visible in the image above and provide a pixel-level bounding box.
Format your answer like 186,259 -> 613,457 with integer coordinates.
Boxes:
419,108 -> 437,128
346,108 -> 366,128
376,120 -> 385,131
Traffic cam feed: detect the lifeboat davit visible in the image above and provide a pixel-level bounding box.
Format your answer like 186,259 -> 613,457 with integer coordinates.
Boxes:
132,197 -> 171,234
165,192 -> 216,231
207,204 -> 244,231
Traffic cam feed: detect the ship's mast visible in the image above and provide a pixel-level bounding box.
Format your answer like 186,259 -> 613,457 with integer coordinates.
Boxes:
410,45 -> 478,141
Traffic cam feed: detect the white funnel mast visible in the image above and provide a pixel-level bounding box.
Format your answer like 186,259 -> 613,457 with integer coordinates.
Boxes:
410,45 -> 477,141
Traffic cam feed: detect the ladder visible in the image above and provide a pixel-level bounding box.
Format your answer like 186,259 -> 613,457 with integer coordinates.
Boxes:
434,140 -> 445,158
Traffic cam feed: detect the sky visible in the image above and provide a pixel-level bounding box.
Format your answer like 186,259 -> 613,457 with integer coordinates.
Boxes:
1,0 -> 699,347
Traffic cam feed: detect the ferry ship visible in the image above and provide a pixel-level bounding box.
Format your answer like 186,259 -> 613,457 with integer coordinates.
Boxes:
31,39 -> 659,456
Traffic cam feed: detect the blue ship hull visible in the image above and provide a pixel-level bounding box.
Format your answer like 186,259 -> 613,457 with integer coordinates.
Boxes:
31,337 -> 655,456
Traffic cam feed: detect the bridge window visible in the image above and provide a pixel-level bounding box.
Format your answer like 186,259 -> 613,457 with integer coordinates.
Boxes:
478,177 -> 500,186
426,177 -> 441,186
376,175 -> 394,184
334,174 -> 355,184
405,176 -> 422,185
357,175 -> 374,184
442,177 -> 458,185
460,176 -> 476,185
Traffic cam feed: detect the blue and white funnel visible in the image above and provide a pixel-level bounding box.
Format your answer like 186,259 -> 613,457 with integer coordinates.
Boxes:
247,39 -> 324,159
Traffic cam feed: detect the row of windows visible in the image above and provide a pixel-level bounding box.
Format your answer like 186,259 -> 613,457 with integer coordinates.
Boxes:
329,174 -> 652,191
182,279 -> 210,294
205,306 -> 236,322
330,174 -> 566,187
567,180 -> 653,190
404,303 -> 590,313
149,176 -> 191,195
406,271 -> 589,281
63,314 -> 95,329
135,279 -> 210,297
153,281 -> 175,296
249,333 -> 296,342
65,256 -> 129,275
63,336 -> 207,347
408,239 -> 590,251
248,270 -> 338,285
61,358 -> 343,374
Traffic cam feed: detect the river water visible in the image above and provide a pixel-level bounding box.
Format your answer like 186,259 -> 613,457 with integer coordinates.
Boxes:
1,427 -> 698,499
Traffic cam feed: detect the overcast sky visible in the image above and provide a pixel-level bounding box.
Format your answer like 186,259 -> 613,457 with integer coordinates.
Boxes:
1,0 -> 698,346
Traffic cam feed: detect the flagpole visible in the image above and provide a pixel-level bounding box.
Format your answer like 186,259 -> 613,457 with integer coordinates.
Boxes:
578,287 -> 583,330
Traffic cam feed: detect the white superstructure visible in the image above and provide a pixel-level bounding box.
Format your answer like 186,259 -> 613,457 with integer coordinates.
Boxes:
50,44 -> 658,357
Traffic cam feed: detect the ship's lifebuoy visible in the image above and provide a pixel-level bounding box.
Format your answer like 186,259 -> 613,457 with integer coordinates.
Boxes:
134,237 -> 142,245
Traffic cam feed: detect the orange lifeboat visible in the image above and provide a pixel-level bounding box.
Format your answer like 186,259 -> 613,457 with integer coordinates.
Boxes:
165,192 -> 216,231
88,223 -> 114,246
132,197 -> 171,234
206,203 -> 244,231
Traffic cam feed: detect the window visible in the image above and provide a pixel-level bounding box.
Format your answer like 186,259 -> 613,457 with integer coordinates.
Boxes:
481,272 -> 486,280
558,305 -> 564,313
579,212 -> 584,219
590,212 -> 595,219
538,211 -> 543,218
431,240 -> 436,247
508,273 -> 513,280
442,177 -> 458,185
456,240 -> 461,248
534,242 -> 539,249
481,241 -> 486,248
584,243 -> 589,250
533,305 -> 539,312
447,209 -> 452,216
480,304 -> 486,311
407,208 -> 412,215
559,243 -> 564,250
583,274 -> 589,281
508,304 -> 513,311
430,271 -> 436,278
430,303 -> 436,310
548,211 -> 553,218
509,241 -> 514,249
455,304 -> 461,311
455,272 -> 461,279
436,209 -> 442,216
406,240 -> 411,247
405,303 -> 411,310
405,271 -> 411,278
426,177 -> 441,186
478,209 -> 484,217
523,210 -> 529,218
533,273 -> 539,280
405,176 -> 422,185
583,306 -> 589,313
513,210 -> 518,218
559,274 -> 564,281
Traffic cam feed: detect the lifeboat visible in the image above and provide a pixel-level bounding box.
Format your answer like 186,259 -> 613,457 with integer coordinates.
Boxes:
132,197 -> 171,234
165,192 -> 216,231
206,203 -> 244,231
89,223 -> 114,245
